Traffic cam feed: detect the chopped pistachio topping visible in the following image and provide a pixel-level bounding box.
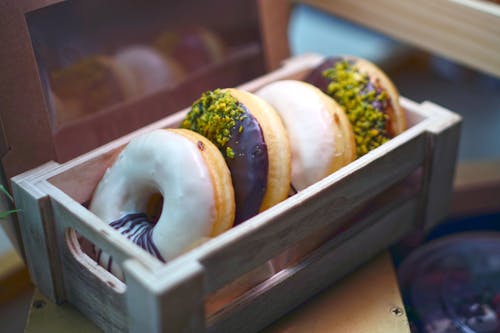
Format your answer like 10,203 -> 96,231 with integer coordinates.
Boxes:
322,60 -> 389,157
181,89 -> 245,158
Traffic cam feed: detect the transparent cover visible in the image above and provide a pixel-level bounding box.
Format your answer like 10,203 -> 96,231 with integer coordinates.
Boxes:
26,0 -> 264,129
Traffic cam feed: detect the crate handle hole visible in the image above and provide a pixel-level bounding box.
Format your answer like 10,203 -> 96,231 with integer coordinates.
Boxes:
65,228 -> 127,294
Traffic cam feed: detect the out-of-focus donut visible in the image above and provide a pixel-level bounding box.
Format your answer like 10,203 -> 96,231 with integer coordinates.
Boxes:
114,46 -> 185,95
49,56 -> 137,126
154,26 -> 226,73
305,56 -> 407,157
256,80 -> 355,191
181,88 -> 291,224
89,128 -> 235,279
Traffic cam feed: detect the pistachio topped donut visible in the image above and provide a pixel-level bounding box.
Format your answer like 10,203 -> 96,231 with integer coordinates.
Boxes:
181,88 -> 291,224
305,56 -> 407,157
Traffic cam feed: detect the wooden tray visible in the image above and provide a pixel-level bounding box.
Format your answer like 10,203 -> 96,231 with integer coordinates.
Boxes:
12,54 -> 461,332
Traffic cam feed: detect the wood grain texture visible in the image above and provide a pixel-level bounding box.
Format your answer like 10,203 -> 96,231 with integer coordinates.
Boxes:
183,130 -> 427,294
11,162 -> 63,303
419,101 -> 462,230
299,0 -> 500,77
207,198 -> 417,333
124,259 -> 205,333
24,251 -> 408,333
258,0 -> 291,71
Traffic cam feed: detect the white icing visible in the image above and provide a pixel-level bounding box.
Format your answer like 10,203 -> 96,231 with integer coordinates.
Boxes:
256,80 -> 336,191
90,129 -> 215,263
115,46 -> 179,95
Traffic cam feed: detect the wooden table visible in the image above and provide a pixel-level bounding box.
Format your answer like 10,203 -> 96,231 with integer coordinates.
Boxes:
24,251 -> 410,333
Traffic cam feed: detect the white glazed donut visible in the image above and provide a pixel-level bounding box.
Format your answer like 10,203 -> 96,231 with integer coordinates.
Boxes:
256,80 -> 356,272
256,80 -> 356,191
89,128 -> 235,279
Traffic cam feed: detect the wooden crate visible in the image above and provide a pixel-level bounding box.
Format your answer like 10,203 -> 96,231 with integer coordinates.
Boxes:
12,54 -> 461,332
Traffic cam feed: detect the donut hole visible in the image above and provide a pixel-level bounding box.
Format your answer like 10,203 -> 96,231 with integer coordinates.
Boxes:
146,192 -> 164,225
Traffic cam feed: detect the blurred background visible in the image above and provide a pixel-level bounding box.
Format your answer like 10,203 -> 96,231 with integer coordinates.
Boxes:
1,1 -> 499,332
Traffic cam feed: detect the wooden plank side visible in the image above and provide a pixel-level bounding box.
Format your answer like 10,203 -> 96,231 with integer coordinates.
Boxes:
124,259 -> 205,333
257,0 -> 292,71
10,163 -> 65,303
299,0 -> 500,77
55,220 -> 128,332
11,178 -> 62,302
419,101 -> 462,230
207,197 -> 417,333
166,126 -> 428,294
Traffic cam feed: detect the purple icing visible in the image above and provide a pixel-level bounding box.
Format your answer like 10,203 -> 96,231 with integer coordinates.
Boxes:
96,213 -> 166,273
225,105 -> 268,224
305,57 -> 389,115
304,57 -> 353,92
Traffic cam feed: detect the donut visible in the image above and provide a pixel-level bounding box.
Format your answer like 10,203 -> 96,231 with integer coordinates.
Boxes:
256,80 -> 356,191
180,88 -> 291,224
153,26 -> 226,73
50,56 -> 137,126
114,46 -> 185,96
89,128 -> 235,279
305,56 -> 407,157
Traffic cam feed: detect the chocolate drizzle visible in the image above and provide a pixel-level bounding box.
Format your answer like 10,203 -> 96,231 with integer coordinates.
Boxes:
226,105 -> 269,224
304,57 -> 350,92
96,213 -> 165,273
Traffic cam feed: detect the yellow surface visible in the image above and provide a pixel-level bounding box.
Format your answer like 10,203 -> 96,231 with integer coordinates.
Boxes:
24,252 -> 409,333
25,290 -> 101,333
0,250 -> 31,304
264,252 -> 410,333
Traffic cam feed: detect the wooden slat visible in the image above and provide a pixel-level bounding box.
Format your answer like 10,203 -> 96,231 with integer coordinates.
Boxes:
24,251 -> 409,333
418,101 -> 462,229
257,0 -> 291,71
163,122 -> 429,294
124,259 -> 205,333
6,162 -> 60,260
207,197 -> 417,333
299,0 -> 500,77
11,169 -> 63,303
